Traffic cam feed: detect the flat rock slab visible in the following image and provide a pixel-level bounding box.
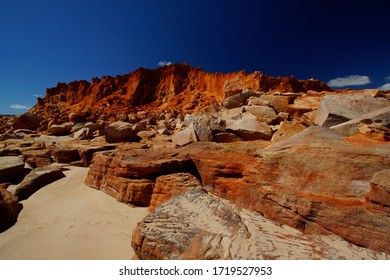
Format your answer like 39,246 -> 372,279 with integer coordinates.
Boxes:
15,165 -> 65,200
132,190 -> 389,260
0,156 -> 25,183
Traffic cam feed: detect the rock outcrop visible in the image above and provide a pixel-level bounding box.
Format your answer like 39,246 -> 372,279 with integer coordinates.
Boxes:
15,165 -> 65,200
28,64 -> 331,130
0,189 -> 23,232
132,190 -> 388,260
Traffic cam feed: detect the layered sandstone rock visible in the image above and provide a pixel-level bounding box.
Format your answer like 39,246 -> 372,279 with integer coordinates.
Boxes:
15,165 -> 65,200
0,189 -> 23,232
133,190 -> 388,260
28,64 -> 331,129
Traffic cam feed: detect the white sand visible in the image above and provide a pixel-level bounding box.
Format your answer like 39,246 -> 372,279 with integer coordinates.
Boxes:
0,166 -> 148,260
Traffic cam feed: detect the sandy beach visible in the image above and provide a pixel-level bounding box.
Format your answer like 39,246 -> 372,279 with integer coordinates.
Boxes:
0,166 -> 148,260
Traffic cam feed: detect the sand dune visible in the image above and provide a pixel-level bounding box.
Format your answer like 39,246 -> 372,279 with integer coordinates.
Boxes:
0,166 -> 148,260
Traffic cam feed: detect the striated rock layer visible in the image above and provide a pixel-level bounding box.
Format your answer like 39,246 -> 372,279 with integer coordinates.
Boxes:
28,63 -> 331,128
132,190 -> 389,260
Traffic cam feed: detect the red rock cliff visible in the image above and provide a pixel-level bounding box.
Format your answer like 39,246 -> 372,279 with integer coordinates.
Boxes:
28,63 -> 331,125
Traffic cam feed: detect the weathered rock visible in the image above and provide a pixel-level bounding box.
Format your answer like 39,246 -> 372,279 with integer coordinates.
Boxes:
22,149 -> 53,168
315,94 -> 390,127
193,121 -> 213,142
247,96 -> 269,106
149,173 -> 202,211
104,176 -> 154,206
0,156 -> 25,183
69,112 -> 87,123
225,113 -> 272,140
78,145 -> 116,167
48,123 -> 73,136
213,132 -> 242,143
132,190 -> 388,260
12,113 -> 41,131
271,121 -> 306,142
172,122 -> 197,146
85,148 -> 200,204
366,169 -> 390,206
137,130 -> 157,140
259,95 -> 295,113
73,122 -> 103,140
104,121 -> 138,143
243,105 -> 278,124
223,76 -> 243,97
221,92 -> 258,109
0,189 -> 23,232
15,165 -> 65,200
330,106 -> 390,137
51,145 -> 81,163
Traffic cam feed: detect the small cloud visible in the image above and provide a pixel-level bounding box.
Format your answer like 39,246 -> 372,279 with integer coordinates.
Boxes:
327,75 -> 371,88
10,104 -> 31,110
33,94 -> 42,98
158,61 -> 172,67
379,83 -> 390,91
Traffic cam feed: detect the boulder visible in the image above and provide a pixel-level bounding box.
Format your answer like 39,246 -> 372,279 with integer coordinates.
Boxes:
223,76 -> 243,97
314,94 -> 390,127
12,113 -> 41,131
149,173 -> 202,211
213,132 -> 242,143
271,121 -> 306,142
22,149 -> 53,168
51,146 -> 81,163
0,156 -> 25,183
85,148 -> 200,204
0,189 -> 23,232
104,121 -> 138,143
225,113 -> 272,140
243,105 -> 278,124
48,123 -> 73,136
15,165 -> 65,200
247,96 -> 269,106
69,112 -> 87,123
221,92 -> 258,109
104,176 -> 154,206
366,169 -> 390,206
132,190 -> 388,260
259,95 -> 295,113
330,106 -> 390,137
193,121 -> 213,142
172,123 -> 198,146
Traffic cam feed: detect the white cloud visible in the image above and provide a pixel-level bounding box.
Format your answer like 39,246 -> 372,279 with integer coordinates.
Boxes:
158,61 -> 172,67
33,94 -> 42,97
379,83 -> 390,91
327,75 -> 371,88
10,104 -> 31,110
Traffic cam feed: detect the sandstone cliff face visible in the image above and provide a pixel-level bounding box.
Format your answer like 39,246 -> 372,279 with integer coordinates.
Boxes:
28,64 -> 331,128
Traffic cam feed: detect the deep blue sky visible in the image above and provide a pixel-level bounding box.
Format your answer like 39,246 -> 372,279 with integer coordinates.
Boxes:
1,0 -> 389,114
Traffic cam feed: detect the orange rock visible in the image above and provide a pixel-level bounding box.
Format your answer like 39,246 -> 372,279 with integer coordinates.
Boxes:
149,173 -> 202,211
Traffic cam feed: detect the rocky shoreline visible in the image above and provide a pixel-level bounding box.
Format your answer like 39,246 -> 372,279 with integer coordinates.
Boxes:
1,64 -> 389,259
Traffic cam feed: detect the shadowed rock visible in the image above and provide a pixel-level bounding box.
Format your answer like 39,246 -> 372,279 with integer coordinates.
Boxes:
15,165 -> 65,200
0,189 -> 23,232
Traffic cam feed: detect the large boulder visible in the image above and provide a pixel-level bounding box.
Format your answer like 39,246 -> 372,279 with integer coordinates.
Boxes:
15,165 -> 65,200
12,113 -> 41,131
0,156 -> 26,183
221,92 -> 258,109
172,122 -> 198,146
0,189 -> 23,232
104,121 -> 138,143
330,106 -> 390,137
259,95 -> 295,113
48,123 -> 73,136
149,173 -> 202,211
225,113 -> 272,140
132,190 -> 388,260
314,94 -> 390,127
271,121 -> 306,142
243,105 -> 278,124
69,112 -> 87,123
